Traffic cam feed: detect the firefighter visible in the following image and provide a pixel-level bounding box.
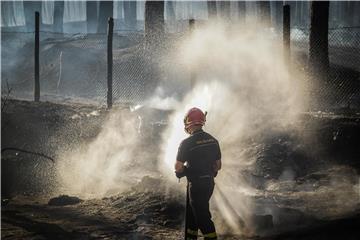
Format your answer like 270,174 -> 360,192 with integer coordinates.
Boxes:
175,107 -> 221,240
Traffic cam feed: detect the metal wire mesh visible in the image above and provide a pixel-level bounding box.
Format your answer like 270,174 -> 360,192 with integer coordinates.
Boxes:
112,30 -> 147,103
290,27 -> 360,111
2,25 -> 359,112
2,32 -> 34,100
1,31 -> 107,105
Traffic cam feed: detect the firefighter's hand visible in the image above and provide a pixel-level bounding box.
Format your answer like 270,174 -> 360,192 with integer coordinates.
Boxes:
175,167 -> 187,179
175,171 -> 185,179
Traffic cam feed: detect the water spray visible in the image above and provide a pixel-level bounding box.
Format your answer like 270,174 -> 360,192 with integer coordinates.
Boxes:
159,21 -> 307,234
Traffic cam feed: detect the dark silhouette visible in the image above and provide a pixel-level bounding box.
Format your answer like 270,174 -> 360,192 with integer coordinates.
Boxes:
309,1 -> 330,81
283,5 -> 290,66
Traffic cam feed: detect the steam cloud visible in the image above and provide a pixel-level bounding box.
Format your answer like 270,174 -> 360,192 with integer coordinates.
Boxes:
56,110 -> 142,198
56,20 -> 308,231
159,21 -> 307,234
54,20 -> 358,236
159,21 -> 359,234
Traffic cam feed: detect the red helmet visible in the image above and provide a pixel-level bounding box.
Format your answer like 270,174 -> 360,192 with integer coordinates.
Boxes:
184,107 -> 206,133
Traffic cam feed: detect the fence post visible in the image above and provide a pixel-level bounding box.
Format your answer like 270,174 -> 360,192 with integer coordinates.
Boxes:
34,11 -> 40,102
283,5 -> 290,66
189,19 -> 195,88
107,17 -> 114,109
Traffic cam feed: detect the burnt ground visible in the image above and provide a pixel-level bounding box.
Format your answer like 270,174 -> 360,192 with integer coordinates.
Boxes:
2,99 -> 360,239
1,178 -> 185,240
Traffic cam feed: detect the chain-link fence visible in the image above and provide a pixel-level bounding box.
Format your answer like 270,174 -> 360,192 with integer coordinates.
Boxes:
291,26 -> 360,111
111,22 -> 191,104
1,30 -> 108,105
0,28 -> 188,107
112,30 -> 146,103
2,32 -> 34,101
2,21 -> 359,111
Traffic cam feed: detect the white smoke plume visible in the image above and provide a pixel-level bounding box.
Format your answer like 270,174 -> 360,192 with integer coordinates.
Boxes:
159,21 -> 308,234
56,109 -> 144,198
52,19 -> 358,236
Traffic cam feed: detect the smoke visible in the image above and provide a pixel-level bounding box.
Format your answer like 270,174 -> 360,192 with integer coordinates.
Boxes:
159,21 -> 308,234
265,165 -> 360,219
50,19 -> 359,236
56,109 -> 146,198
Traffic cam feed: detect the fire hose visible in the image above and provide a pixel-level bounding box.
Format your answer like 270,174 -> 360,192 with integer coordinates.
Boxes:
185,181 -> 189,240
1,147 -> 55,163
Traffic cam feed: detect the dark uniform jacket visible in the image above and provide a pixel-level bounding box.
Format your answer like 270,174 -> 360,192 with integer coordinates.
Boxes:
176,129 -> 221,181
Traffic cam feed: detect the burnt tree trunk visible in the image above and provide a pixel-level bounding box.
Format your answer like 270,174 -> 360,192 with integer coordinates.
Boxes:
283,5 -> 290,66
145,1 -> 164,48
309,1 -> 329,81
86,1 -> 98,33
124,1 -> 137,29
97,1 -> 113,33
207,1 -> 217,19
53,1 -> 64,33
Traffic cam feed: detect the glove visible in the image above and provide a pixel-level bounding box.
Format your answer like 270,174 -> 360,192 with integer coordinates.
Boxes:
175,166 -> 188,179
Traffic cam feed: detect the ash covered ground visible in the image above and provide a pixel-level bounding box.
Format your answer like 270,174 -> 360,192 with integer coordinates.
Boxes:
2,99 -> 360,239
2,20 -> 360,239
